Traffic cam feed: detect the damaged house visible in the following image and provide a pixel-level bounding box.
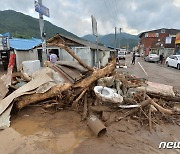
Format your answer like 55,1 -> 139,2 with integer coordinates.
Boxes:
35,34 -> 111,67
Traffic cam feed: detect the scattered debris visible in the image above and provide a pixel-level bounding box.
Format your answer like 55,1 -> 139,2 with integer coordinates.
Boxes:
0,45 -> 179,137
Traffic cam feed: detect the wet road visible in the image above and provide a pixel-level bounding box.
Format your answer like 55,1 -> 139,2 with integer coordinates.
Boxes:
118,54 -> 180,90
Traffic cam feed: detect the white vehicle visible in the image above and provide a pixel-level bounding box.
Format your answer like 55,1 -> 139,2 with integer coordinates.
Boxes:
118,50 -> 126,60
165,55 -> 180,70
144,54 -> 159,62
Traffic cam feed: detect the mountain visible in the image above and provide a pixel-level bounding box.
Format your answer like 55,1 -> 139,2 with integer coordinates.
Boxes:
82,33 -> 139,49
0,10 -> 139,49
0,10 -> 78,39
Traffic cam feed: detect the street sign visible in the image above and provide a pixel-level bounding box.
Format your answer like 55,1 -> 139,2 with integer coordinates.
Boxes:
91,15 -> 97,36
34,1 -> 50,17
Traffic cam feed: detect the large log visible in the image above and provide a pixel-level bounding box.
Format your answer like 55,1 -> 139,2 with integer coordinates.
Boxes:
147,92 -> 180,102
73,60 -> 116,88
17,83 -> 72,109
47,43 -> 94,72
16,60 -> 116,109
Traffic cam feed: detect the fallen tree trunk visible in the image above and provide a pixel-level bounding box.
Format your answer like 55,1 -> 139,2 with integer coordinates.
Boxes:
147,92 -> 180,102
73,60 -> 116,88
16,60 -> 116,109
16,83 -> 72,109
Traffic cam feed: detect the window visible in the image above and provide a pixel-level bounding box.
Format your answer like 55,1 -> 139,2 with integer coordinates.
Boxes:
161,28 -> 165,33
169,55 -> 174,59
174,57 -> 178,60
145,33 -> 148,37
156,33 -> 159,37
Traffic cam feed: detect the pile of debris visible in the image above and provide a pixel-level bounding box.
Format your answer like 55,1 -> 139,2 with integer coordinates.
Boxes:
0,46 -> 179,136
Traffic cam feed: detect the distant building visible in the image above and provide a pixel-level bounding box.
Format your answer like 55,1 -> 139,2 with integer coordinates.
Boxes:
139,28 -> 180,57
174,33 -> 180,55
0,36 -> 42,70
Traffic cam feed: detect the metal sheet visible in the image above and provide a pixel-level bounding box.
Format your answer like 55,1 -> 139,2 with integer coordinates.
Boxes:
55,61 -> 88,73
0,74 -> 53,115
55,65 -> 82,82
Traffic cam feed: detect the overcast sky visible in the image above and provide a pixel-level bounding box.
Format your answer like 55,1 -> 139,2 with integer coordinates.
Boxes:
1,0 -> 180,37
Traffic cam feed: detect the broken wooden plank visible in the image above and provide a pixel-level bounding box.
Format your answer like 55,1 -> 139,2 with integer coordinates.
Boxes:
146,95 -> 174,115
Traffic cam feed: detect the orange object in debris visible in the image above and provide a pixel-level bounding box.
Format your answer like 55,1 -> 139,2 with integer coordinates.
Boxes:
8,52 -> 16,68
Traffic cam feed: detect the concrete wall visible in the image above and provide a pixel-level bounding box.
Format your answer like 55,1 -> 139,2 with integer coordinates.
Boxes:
73,47 -> 93,67
34,46 -> 110,67
15,49 -> 38,70
99,50 -> 110,66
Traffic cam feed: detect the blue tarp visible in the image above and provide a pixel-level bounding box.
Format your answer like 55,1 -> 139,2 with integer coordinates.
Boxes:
10,38 -> 42,50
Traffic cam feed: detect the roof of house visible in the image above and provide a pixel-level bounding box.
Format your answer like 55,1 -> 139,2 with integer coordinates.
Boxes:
46,33 -> 110,51
10,38 -> 42,50
139,28 -> 180,38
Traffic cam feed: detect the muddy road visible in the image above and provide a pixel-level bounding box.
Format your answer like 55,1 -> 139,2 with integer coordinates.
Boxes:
0,61 -> 180,154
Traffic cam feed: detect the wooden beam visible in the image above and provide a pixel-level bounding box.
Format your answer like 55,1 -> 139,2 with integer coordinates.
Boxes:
47,43 -> 94,72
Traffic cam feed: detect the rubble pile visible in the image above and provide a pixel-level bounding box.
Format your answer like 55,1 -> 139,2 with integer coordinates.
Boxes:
0,49 -> 180,135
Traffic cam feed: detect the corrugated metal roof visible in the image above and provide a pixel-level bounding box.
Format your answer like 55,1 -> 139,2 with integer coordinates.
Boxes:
10,38 -> 42,50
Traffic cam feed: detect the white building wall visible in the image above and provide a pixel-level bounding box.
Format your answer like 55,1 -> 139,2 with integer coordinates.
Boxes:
59,48 -> 74,62
100,50 -> 110,66
15,49 -> 38,70
73,47 -> 92,67
59,47 -> 93,67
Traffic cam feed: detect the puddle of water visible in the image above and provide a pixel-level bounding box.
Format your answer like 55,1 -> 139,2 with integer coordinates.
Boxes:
38,130 -> 91,154
11,119 -> 39,136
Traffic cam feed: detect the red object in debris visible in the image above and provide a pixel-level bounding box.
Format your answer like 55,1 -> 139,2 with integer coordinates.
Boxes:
8,53 -> 16,69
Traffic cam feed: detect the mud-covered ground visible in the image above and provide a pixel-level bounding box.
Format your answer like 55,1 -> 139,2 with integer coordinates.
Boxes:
0,59 -> 180,154
1,107 -> 179,154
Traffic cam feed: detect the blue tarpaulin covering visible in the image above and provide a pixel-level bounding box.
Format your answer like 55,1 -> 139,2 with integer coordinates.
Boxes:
10,38 -> 42,50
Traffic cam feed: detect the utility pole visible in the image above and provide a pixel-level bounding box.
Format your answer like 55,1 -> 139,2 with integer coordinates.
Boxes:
119,28 -> 122,50
114,27 -> 117,49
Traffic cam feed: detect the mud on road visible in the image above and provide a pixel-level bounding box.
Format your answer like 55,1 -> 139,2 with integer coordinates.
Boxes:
0,61 -> 180,154
0,107 -> 179,154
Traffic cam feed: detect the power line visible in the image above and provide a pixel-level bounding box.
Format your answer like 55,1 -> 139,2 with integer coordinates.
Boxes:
104,0 -> 116,26
111,0 -> 118,22
114,0 -> 119,21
